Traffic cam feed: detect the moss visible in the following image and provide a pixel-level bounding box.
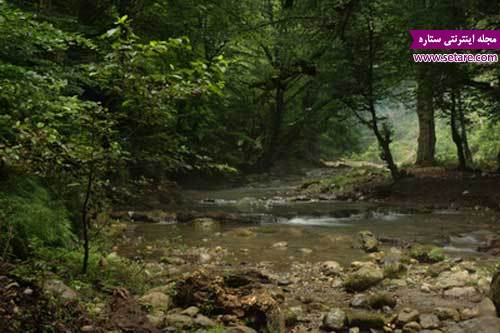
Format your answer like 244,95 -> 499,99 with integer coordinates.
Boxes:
367,293 -> 396,309
383,263 -> 407,278
206,325 -> 225,333
346,309 -> 385,330
409,244 -> 446,263
343,274 -> 380,292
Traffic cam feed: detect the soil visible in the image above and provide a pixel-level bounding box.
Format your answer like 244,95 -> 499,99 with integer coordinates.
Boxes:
349,167 -> 500,210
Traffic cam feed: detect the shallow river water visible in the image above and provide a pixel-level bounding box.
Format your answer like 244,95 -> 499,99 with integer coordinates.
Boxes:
128,169 -> 500,269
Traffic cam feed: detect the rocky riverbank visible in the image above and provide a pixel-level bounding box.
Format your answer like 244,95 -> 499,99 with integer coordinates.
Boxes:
4,225 -> 499,333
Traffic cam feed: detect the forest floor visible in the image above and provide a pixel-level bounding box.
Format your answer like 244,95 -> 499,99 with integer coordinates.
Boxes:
1,163 -> 500,333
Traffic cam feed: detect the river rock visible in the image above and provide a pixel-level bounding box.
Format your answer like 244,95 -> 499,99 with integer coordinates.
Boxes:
419,313 -> 440,329
165,314 -> 194,328
445,316 -> 500,333
436,270 -> 469,289
226,228 -> 256,238
284,306 -> 303,326
358,230 -> 379,252
444,286 -> 480,299
350,294 -> 368,308
147,313 -> 164,327
43,279 -> 78,300
397,308 -> 420,326
321,261 -> 343,276
80,325 -> 94,332
460,308 -> 479,320
402,321 -> 421,332
384,247 -> 403,265
322,308 -> 347,331
433,307 -> 460,321
272,241 -> 288,249
299,248 -> 313,254
194,314 -> 216,327
474,297 -> 497,317
367,292 -> 396,309
138,291 -> 171,312
193,217 -> 220,230
345,310 -> 385,330
344,262 -> 384,292
181,306 -> 200,317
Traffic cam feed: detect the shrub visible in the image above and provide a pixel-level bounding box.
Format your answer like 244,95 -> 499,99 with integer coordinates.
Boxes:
0,177 -> 73,259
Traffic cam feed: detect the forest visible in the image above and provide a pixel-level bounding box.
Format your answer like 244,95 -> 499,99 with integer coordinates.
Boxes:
0,0 -> 499,332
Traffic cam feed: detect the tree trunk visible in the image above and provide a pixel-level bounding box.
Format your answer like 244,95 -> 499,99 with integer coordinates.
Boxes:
365,17 -> 399,181
450,90 -> 466,171
81,166 -> 94,274
457,91 -> 473,165
416,65 -> 436,166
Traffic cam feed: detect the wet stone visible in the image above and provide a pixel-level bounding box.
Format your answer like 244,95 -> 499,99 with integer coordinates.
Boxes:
193,314 -> 216,327
322,308 -> 347,331
419,313 -> 440,329
397,308 -> 419,326
402,321 -> 421,333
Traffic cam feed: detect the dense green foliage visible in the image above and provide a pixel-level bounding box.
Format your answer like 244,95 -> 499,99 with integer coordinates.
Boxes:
0,177 -> 73,259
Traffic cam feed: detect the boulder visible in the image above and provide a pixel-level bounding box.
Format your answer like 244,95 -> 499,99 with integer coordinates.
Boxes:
396,308 -> 419,326
344,262 -> 384,292
402,321 -> 421,332
444,286 -> 480,299
350,294 -> 368,308
433,307 -> 460,321
445,316 -> 500,333
322,308 -> 347,331
193,218 -> 220,230
435,270 -> 469,289
358,231 -> 379,252
272,241 -> 288,249
164,314 -> 194,328
474,297 -> 497,317
138,291 -> 171,312
193,314 -> 216,327
367,293 -> 396,309
419,313 -> 440,329
320,261 -> 343,276
181,306 -> 200,317
284,306 -> 303,326
345,310 -> 385,330
43,279 -> 78,300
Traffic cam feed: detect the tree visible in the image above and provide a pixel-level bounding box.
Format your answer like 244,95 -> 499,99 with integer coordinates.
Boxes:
341,0 -> 400,180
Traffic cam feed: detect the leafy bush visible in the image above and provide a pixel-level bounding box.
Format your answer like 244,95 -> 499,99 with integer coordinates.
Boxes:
0,177 -> 73,259
14,246 -> 155,296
